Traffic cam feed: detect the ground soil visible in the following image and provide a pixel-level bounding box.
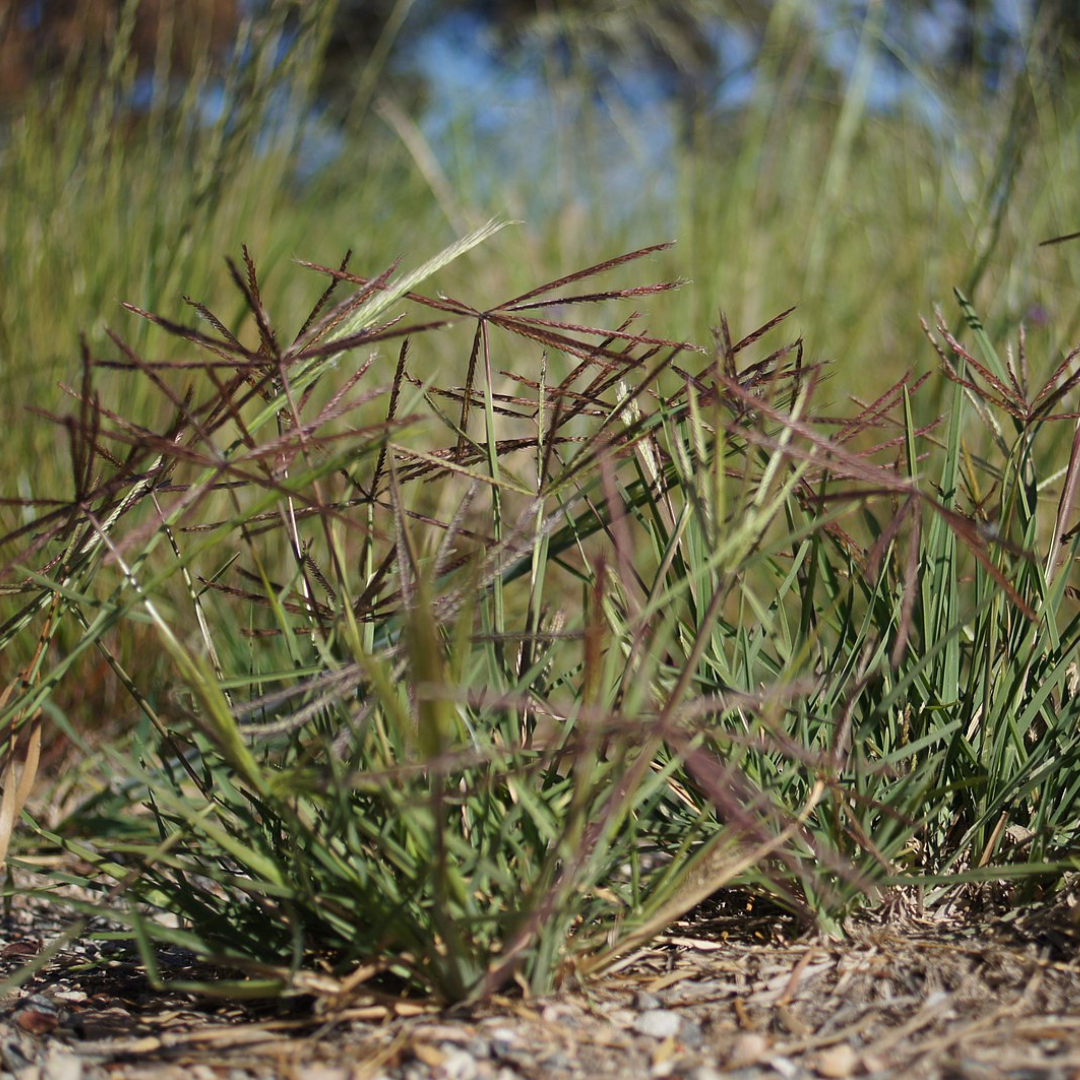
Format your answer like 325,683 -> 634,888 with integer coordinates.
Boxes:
1,887 -> 1079,1079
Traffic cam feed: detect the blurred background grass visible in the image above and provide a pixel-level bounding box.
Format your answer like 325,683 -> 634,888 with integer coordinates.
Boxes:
4,1 -> 1080,435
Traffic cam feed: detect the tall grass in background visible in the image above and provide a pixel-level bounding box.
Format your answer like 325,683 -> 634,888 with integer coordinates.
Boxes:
409,3 -> 1080,410
673,11 -> 1080,408
0,0 -> 446,461
7,1 -> 1080,478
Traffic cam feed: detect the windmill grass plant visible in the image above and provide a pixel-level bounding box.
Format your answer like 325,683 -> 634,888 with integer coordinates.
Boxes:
0,225 -> 1079,1004
4,0 -> 1080,1010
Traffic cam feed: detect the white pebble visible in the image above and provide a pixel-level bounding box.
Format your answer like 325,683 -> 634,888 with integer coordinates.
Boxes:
814,1043 -> 861,1078
726,1031 -> 769,1068
439,1047 -> 480,1080
42,1051 -> 83,1080
633,1009 -> 683,1040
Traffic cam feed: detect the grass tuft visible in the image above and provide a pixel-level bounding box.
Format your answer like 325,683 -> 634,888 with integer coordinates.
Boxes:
1,230 -> 1078,1002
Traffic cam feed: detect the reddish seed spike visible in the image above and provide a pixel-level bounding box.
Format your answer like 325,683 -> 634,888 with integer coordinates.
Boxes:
504,279 -> 687,313
500,313 -> 700,354
292,249 -> 353,346
291,260 -> 404,353
122,301 -> 255,363
1033,343 -> 1080,407
718,312 -> 734,378
184,296 -> 244,351
293,319 -> 451,363
1003,339 -> 1023,404
242,244 -> 261,306
1039,229 -> 1080,246
224,252 -> 276,362
495,242 -> 676,310
731,306 -> 798,354
296,257 -> 473,320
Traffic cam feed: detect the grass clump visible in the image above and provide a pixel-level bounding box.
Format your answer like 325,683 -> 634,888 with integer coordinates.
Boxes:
1,222 -> 1079,1004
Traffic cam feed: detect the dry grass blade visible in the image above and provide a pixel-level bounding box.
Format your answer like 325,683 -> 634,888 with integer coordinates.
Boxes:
582,780 -> 826,977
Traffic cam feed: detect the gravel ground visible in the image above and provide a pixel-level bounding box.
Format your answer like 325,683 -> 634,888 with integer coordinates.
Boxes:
0,888 -> 1078,1080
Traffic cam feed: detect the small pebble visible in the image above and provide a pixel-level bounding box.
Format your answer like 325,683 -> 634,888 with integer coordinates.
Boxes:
42,1050 -> 83,1080
49,990 -> 87,1005
465,1037 -> 492,1059
814,1043 -> 860,1078
497,1048 -> 537,1071
679,1019 -> 705,1049
286,1067 -> 348,1080
24,994 -> 58,1012
633,1009 -> 682,1040
726,1031 -> 769,1068
0,1038 -> 35,1072
15,1006 -> 60,1035
539,1004 -> 572,1024
606,1008 -> 638,1028
769,1058 -> 800,1079
634,989 -> 662,1011
440,1047 -> 480,1080
539,1050 -> 573,1072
